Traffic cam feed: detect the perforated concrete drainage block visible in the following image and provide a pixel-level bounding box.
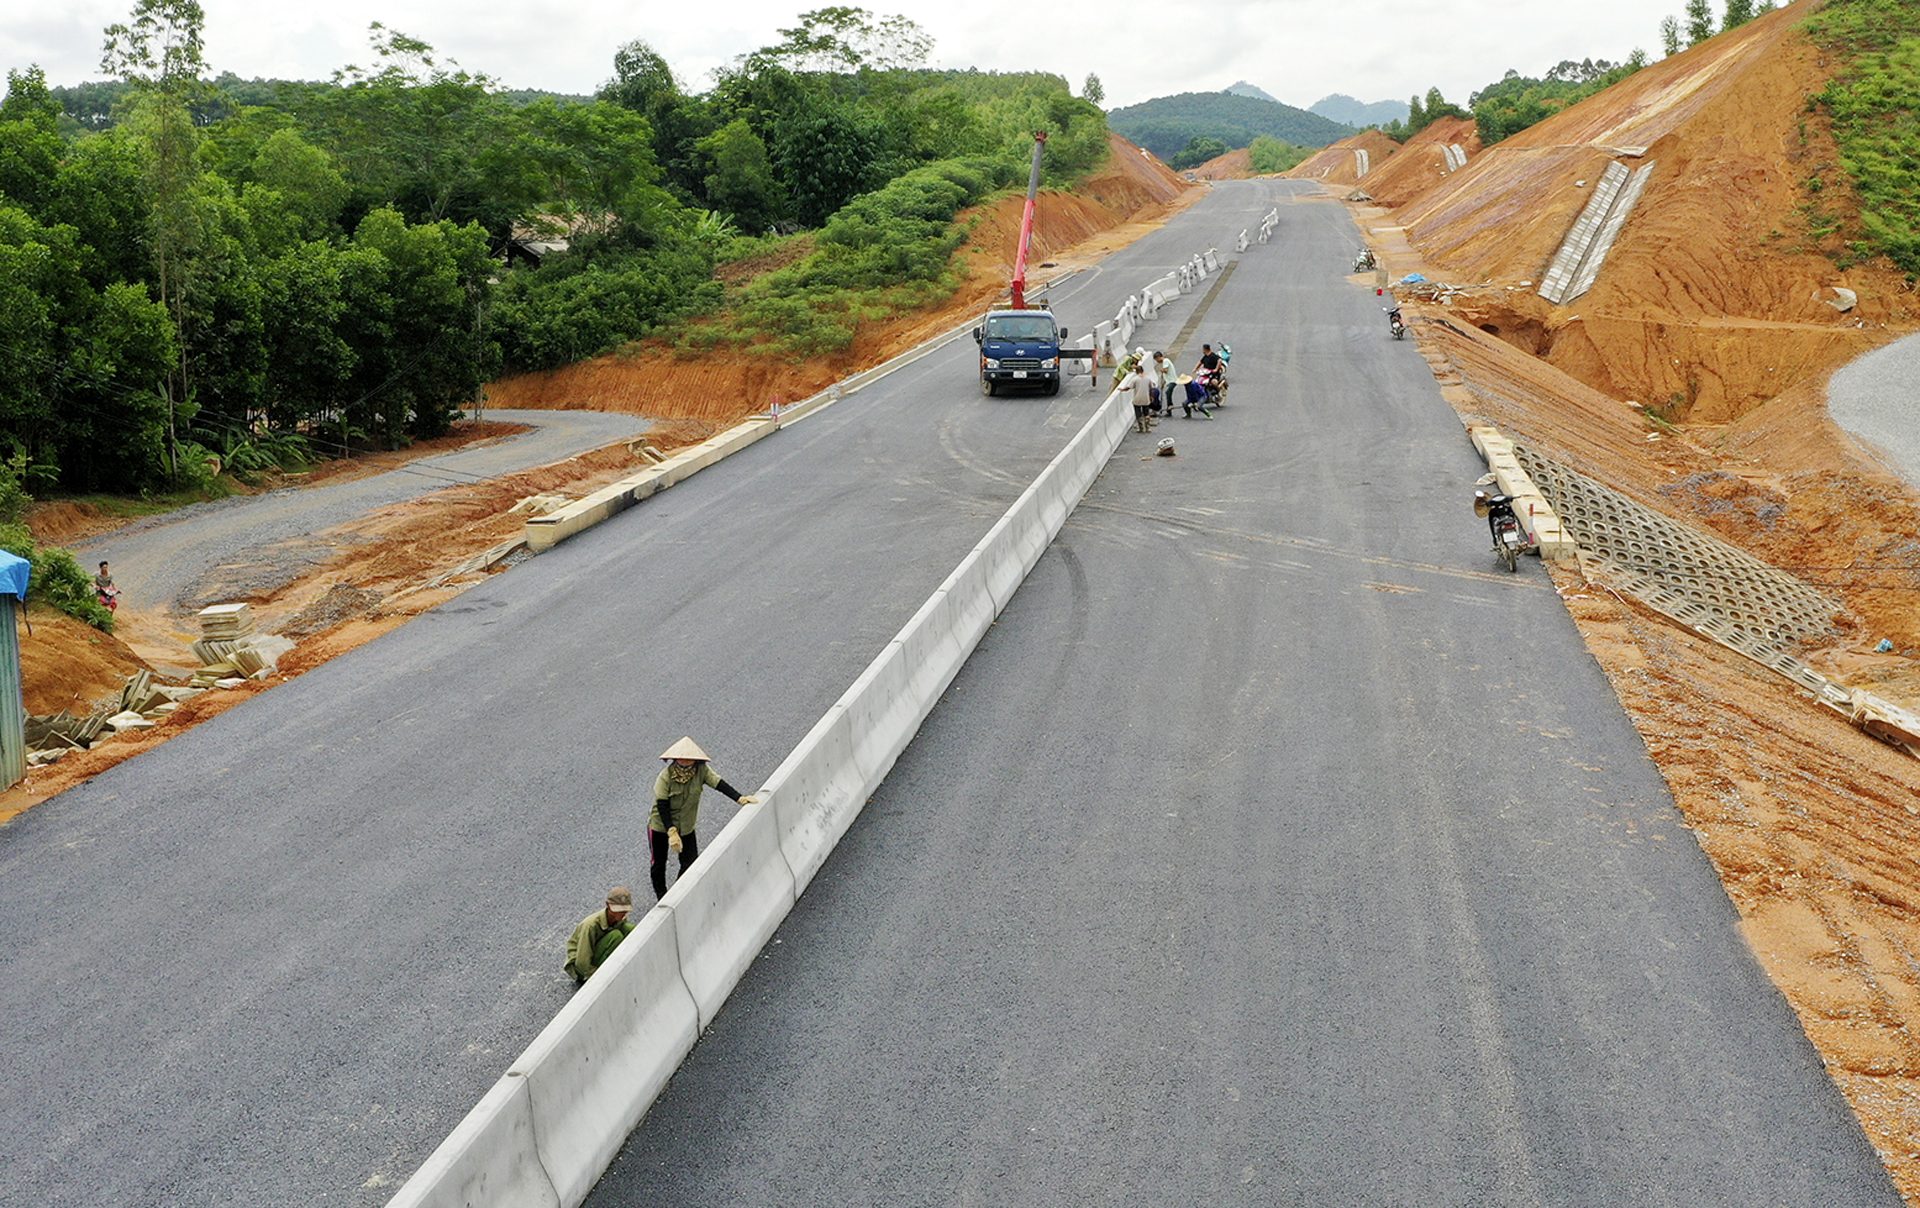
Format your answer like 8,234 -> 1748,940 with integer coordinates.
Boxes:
1511,445 -> 1853,711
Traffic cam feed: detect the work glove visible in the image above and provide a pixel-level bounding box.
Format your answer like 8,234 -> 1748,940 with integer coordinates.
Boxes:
739,794 -> 760,805
666,826 -> 683,853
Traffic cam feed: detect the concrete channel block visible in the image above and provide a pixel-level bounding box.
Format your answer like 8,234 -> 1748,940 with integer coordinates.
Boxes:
386,1074 -> 561,1208
513,909 -> 698,1206
665,799 -> 797,1026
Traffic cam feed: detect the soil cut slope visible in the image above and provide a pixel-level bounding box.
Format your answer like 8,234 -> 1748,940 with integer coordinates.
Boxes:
1385,0 -> 1914,423
1283,128 -> 1403,186
1358,115 -> 1482,208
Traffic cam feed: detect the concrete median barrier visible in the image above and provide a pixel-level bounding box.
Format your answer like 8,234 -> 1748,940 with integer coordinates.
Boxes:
765,704 -> 870,895
387,1074 -> 561,1208
662,799 -> 798,1025
391,385 -> 1132,1208
515,909 -> 699,1206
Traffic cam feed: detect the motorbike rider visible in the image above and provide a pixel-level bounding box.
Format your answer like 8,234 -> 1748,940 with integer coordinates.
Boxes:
94,561 -> 119,612
1194,343 -> 1223,383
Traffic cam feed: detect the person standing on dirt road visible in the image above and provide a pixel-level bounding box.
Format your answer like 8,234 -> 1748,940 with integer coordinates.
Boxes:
650,737 -> 758,901
565,887 -> 636,986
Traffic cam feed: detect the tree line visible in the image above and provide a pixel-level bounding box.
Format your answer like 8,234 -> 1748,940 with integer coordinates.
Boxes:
0,2 -> 1108,498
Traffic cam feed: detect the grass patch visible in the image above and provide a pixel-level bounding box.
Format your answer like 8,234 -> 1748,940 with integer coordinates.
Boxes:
662,156 -> 1021,358
1803,0 -> 1920,272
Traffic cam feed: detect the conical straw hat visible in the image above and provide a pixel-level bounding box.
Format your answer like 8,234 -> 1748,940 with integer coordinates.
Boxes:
659,736 -> 711,761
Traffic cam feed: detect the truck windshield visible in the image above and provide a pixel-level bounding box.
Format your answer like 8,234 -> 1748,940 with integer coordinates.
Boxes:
984,316 -> 1056,341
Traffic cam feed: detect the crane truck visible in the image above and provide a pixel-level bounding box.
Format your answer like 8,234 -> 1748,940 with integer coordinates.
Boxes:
973,132 -> 1089,396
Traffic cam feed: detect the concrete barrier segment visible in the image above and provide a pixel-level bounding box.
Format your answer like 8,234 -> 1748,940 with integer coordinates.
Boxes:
395,357 -> 1135,1208
513,909 -> 699,1205
893,588 -> 976,712
764,705 -> 870,894
1064,336 -> 1097,376
1468,424 -> 1576,560
843,641 -> 922,790
663,799 -> 799,1026
385,1074 -> 562,1208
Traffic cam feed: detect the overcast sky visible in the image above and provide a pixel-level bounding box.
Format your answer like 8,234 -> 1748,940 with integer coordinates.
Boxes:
12,0 -> 1699,112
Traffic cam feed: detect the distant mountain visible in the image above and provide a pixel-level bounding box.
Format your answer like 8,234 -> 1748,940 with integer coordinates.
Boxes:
1309,94 -> 1410,129
1223,81 -> 1280,104
1107,91 -> 1355,161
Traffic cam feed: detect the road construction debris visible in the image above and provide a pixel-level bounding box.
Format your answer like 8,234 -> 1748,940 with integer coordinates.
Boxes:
25,609 -> 301,763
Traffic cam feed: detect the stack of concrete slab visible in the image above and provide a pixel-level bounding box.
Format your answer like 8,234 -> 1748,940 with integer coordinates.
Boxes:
192,603 -> 254,666
189,602 -> 295,685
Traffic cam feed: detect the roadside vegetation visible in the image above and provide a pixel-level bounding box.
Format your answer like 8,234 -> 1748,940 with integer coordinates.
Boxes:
0,3 -> 1108,500
1469,57 -> 1649,145
1247,136 -> 1312,174
0,457 -> 114,630
1802,0 -> 1920,275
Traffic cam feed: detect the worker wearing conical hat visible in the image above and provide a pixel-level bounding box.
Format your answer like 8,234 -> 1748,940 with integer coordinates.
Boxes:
650,737 -> 758,901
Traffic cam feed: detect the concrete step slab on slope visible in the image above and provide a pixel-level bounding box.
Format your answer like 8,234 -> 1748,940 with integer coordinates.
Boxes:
1538,159 -> 1656,305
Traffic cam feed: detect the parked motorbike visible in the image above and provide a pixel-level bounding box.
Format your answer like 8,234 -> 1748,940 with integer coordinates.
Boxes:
1385,305 -> 1406,340
1473,476 -> 1527,572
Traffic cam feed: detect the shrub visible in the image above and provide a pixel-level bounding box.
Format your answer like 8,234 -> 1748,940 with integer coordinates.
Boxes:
0,523 -> 114,631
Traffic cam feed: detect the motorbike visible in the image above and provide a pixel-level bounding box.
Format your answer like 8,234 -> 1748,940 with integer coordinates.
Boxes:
1353,247 -> 1376,272
1473,476 -> 1527,572
1385,305 -> 1406,340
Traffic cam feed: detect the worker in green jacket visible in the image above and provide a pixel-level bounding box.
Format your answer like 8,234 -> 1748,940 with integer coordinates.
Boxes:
565,887 -> 636,986
651,736 -> 758,900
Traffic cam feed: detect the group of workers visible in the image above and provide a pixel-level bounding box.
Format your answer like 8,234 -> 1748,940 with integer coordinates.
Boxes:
1115,344 -> 1228,433
564,736 -> 757,986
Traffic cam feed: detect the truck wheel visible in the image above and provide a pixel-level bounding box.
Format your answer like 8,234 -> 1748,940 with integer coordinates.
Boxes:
981,380 -> 997,397
1043,380 -> 1060,396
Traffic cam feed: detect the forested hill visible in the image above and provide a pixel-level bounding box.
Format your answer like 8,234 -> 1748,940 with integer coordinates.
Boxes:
1106,92 -> 1355,160
0,4 -> 1112,505
1308,94 -> 1409,128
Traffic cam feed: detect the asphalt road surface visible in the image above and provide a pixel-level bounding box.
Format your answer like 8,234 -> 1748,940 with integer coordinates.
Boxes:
584,182 -> 1901,1207
80,408 -> 657,617
0,183 -> 1897,1207
0,205 -> 1213,1206
1829,330 -> 1920,489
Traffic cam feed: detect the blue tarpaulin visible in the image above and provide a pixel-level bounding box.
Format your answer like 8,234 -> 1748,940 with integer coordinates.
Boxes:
0,551 -> 28,600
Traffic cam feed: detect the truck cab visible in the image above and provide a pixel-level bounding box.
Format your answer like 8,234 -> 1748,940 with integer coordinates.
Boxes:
974,309 -> 1066,396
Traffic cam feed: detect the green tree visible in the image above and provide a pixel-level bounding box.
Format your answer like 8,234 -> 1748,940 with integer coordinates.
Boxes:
0,205 -> 174,490
748,7 -> 934,72
1685,0 -> 1716,45
102,0 -> 210,482
343,207 -> 497,446
242,128 -> 350,250
0,68 -> 66,214
1082,73 -> 1104,106
1247,136 -> 1308,174
303,26 -> 540,236
1722,0 -> 1755,30
1661,15 -> 1683,56
1169,136 -> 1228,170
599,40 -> 717,206
774,102 -> 883,227
696,117 -> 784,231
